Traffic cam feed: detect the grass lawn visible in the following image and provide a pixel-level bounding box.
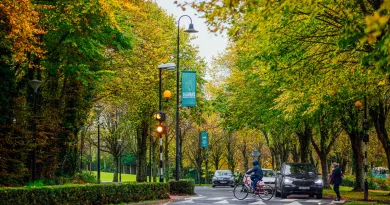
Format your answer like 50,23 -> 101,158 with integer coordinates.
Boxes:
345,202 -> 388,205
324,186 -> 390,203
90,172 -> 164,182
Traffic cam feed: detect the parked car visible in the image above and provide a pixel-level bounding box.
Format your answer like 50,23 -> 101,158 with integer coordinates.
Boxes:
244,168 -> 276,188
212,170 -> 235,187
275,163 -> 323,199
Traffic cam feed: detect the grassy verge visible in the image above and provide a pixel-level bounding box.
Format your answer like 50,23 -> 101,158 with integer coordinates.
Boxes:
323,186 -> 390,203
345,202 -> 387,205
195,184 -> 212,186
90,172 -> 164,182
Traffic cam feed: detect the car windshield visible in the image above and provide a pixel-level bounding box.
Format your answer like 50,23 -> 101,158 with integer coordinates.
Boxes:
263,170 -> 275,177
284,164 -> 316,175
215,170 -> 232,176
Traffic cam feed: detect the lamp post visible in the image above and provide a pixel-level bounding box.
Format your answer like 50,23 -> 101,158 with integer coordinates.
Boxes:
95,105 -> 103,184
176,15 -> 198,181
117,139 -> 123,182
158,63 -> 175,183
29,79 -> 42,182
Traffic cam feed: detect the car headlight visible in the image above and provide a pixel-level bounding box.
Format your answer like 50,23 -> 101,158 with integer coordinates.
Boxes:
315,179 -> 323,185
283,178 -> 293,184
212,177 -> 217,180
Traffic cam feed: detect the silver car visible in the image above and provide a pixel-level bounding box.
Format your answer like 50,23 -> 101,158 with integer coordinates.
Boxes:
262,169 -> 276,188
212,170 -> 235,187
245,168 -> 276,188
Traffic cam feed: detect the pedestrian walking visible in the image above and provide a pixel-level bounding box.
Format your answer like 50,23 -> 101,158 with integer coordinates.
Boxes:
330,162 -> 343,201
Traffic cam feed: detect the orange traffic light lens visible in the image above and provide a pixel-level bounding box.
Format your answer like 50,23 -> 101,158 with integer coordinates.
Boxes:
156,126 -> 163,133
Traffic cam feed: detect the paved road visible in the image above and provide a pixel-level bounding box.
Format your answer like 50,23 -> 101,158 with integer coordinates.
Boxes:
168,186 -> 346,205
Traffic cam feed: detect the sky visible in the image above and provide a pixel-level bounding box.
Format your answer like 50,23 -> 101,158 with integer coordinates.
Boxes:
155,0 -> 228,66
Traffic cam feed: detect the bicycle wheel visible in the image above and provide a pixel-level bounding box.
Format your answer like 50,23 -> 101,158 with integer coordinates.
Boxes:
258,185 -> 275,201
233,183 -> 249,200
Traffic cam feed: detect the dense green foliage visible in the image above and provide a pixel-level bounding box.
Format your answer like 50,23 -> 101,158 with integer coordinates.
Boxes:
169,179 -> 195,195
0,182 -> 169,205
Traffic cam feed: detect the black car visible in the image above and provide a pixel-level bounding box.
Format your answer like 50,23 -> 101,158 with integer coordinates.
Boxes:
275,163 -> 323,199
212,170 -> 235,187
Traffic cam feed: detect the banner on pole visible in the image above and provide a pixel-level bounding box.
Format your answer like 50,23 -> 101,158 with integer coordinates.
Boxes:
200,131 -> 208,148
181,71 -> 197,107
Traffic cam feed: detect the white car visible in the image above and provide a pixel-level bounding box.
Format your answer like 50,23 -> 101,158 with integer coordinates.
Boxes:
245,168 -> 276,188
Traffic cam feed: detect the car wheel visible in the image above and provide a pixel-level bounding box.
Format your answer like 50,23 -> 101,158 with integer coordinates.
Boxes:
212,185 -> 216,187
316,194 -> 322,199
309,194 -> 314,197
230,185 -> 234,188
275,190 -> 281,197
281,187 -> 287,199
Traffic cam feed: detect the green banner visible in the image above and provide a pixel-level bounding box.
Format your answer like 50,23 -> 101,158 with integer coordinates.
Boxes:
181,71 -> 197,107
200,131 -> 208,148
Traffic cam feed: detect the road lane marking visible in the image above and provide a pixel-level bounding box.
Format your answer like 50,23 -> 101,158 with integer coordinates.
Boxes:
281,199 -> 297,202
248,200 -> 266,204
207,197 -> 229,200
285,201 -> 302,205
185,196 -> 206,200
305,199 -> 321,203
213,200 -> 230,204
181,199 -> 195,203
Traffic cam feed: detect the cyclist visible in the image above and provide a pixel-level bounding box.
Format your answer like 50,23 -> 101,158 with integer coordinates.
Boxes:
246,160 -> 263,193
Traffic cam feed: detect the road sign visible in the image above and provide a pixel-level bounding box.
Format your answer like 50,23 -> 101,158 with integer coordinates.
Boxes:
200,131 -> 208,148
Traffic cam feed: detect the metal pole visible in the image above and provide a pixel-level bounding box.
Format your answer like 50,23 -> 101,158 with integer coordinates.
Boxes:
97,118 -> 101,184
150,131 -> 152,182
159,67 -> 164,183
119,155 -> 122,182
160,135 -> 163,182
176,17 -> 181,181
364,96 -> 368,200
32,92 -> 37,182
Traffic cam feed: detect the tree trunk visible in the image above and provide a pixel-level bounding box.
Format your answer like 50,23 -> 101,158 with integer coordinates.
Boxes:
136,122 -> 148,182
291,144 -> 300,162
242,142 -> 248,171
369,104 -> 390,170
113,156 -> 118,182
227,133 -> 235,172
296,124 -> 312,163
349,132 -> 364,191
214,155 -> 219,171
320,154 -> 330,189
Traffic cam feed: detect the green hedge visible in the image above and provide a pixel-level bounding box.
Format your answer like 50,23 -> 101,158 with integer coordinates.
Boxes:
169,179 -> 195,195
0,183 -> 169,205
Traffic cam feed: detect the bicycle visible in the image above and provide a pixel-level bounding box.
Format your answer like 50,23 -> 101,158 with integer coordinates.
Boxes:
233,174 -> 275,200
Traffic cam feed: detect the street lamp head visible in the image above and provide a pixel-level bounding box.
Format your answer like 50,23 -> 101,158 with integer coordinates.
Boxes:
163,90 -> 172,99
251,150 -> 260,158
29,79 -> 42,93
158,63 -> 176,71
355,100 -> 363,109
184,23 -> 198,33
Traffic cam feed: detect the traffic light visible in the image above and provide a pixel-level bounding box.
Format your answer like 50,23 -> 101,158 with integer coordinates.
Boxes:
156,125 -> 166,135
154,111 -> 166,121
360,132 -> 369,142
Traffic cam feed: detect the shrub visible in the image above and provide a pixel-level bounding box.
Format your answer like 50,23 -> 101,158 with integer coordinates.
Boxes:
370,178 -> 390,191
341,175 -> 355,187
169,179 -> 195,195
0,182 -> 169,205
73,172 -> 98,184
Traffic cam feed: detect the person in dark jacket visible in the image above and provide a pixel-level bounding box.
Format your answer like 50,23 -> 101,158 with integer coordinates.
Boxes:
331,163 -> 343,201
246,160 -> 263,193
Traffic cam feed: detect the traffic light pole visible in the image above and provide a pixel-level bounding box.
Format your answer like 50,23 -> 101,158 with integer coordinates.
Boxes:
158,67 -> 163,183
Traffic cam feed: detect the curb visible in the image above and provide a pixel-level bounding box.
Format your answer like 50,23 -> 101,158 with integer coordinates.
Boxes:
128,199 -> 172,205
